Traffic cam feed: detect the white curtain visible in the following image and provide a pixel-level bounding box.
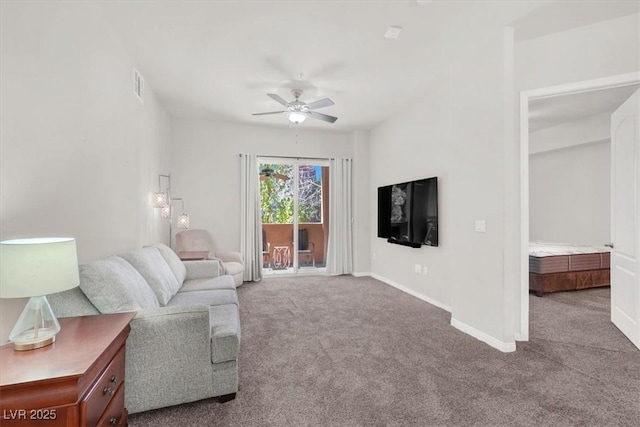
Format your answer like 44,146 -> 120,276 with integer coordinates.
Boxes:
326,158 -> 353,275
240,153 -> 262,281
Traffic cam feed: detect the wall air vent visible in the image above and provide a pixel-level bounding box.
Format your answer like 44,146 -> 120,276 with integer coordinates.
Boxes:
133,68 -> 144,104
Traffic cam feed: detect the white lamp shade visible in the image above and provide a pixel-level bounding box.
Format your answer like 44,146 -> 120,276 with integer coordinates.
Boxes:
177,213 -> 190,229
0,238 -> 80,298
152,192 -> 168,208
160,205 -> 171,219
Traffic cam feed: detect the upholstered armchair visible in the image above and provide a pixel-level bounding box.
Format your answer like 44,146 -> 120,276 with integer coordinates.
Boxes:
175,229 -> 244,286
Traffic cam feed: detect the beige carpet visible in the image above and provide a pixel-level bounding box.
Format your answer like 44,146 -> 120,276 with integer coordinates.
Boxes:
129,276 -> 639,427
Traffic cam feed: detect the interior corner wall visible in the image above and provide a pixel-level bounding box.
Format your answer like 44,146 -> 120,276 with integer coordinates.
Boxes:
529,140 -> 610,246
0,1 -> 171,343
169,120 -> 354,253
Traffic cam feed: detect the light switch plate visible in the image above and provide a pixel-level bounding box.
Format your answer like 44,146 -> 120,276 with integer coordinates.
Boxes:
475,220 -> 486,233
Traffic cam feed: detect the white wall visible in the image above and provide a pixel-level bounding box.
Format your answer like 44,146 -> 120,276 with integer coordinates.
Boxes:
169,120 -> 363,256
0,2 -> 171,342
352,130 -> 371,274
529,112 -> 610,155
530,141 -> 610,245
370,24 -> 513,350
516,14 -> 640,91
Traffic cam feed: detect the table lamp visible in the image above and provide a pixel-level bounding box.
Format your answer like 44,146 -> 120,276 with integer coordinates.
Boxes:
0,237 -> 79,351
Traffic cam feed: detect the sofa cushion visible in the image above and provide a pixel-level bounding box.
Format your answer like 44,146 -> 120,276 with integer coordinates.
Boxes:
166,289 -> 238,308
79,256 -> 159,313
49,287 -> 100,317
184,259 -> 220,280
119,247 -> 181,306
222,261 -> 243,277
179,275 -> 236,293
151,243 -> 187,285
209,304 -> 240,363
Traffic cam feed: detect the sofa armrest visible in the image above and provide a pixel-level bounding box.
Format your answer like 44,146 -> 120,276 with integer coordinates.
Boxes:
216,251 -> 244,265
184,259 -> 220,280
125,305 -> 214,413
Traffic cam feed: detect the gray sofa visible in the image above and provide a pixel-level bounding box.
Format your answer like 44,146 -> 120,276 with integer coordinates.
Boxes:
48,243 -> 240,414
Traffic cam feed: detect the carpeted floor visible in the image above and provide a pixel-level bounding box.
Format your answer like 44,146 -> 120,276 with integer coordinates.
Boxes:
128,276 -> 639,427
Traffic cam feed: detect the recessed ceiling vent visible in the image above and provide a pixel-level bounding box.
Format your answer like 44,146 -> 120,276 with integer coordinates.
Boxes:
133,69 -> 144,104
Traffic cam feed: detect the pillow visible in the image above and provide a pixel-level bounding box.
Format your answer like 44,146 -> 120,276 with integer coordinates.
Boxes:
79,256 -> 159,313
119,247 -> 181,305
151,243 -> 187,285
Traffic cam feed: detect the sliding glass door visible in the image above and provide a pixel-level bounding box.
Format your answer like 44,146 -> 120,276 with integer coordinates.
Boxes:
259,158 -> 329,275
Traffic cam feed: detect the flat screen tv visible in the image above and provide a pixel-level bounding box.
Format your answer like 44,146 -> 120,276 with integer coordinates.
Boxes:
378,177 -> 438,247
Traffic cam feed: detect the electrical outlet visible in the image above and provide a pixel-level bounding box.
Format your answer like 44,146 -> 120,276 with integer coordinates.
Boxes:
414,264 -> 421,274
423,265 -> 428,275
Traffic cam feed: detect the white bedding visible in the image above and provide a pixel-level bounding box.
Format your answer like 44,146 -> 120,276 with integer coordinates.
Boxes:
529,241 -> 611,258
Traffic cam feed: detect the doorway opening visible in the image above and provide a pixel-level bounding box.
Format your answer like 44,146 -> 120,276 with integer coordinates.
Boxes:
519,72 -> 640,345
259,157 -> 329,276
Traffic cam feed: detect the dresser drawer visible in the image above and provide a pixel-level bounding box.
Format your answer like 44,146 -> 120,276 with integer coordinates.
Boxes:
97,383 -> 125,426
81,346 -> 125,426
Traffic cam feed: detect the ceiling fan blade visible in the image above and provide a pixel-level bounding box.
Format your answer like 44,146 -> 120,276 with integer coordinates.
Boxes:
306,98 -> 335,110
267,93 -> 290,107
309,111 -> 338,123
252,111 -> 285,116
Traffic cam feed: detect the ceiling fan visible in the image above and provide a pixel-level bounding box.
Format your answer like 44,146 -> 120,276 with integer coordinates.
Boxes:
252,89 -> 338,124
259,167 -> 290,181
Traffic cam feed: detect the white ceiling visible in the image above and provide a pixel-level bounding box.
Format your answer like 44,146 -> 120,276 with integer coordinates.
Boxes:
529,84 -> 640,133
94,0 -> 637,132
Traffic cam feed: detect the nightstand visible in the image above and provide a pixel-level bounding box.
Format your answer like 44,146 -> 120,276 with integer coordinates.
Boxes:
0,312 -> 136,426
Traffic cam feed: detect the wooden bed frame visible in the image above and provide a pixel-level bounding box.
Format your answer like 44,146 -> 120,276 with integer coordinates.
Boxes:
529,269 -> 610,297
529,243 -> 610,297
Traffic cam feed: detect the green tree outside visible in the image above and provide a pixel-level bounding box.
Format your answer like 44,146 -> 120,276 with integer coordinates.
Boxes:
259,163 -> 322,224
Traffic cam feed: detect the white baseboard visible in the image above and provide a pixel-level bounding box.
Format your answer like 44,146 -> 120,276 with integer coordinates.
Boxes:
357,272 -> 515,353
450,318 -> 516,353
351,271 -> 371,277
369,273 -> 452,313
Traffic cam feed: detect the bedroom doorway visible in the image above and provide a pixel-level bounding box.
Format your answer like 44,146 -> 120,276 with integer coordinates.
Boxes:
520,73 -> 640,349
258,157 -> 329,276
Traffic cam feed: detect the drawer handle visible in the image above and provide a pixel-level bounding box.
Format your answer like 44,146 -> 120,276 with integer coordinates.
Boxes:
110,375 -> 118,383
109,416 -> 118,425
103,386 -> 114,396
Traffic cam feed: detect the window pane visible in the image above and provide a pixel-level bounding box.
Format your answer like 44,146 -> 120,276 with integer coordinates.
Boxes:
259,163 -> 293,224
298,165 -> 322,223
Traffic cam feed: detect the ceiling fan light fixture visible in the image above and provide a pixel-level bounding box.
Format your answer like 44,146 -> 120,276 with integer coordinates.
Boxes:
254,89 -> 337,124
288,111 -> 308,124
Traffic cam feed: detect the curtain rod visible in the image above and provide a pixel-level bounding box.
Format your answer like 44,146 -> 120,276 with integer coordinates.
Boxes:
239,154 -> 334,161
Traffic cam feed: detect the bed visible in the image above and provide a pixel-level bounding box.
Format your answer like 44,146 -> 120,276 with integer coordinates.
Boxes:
529,242 -> 610,297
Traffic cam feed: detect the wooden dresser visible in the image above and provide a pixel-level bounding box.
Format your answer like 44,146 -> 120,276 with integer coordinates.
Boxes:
0,312 -> 136,426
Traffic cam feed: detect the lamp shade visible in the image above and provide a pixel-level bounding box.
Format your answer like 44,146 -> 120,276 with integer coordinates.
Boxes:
0,237 -> 80,298
160,205 -> 171,219
177,213 -> 190,229
152,192 -> 168,208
